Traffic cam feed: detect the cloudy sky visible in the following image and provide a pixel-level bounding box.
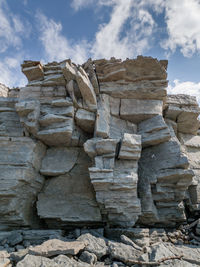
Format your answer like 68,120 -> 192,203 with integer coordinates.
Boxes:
1,0 -> 200,101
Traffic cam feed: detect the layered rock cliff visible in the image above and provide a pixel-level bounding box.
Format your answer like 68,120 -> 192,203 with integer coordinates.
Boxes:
0,56 -> 200,231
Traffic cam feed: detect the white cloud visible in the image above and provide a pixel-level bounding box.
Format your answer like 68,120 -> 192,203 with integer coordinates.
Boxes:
71,0 -> 95,11
0,0 -> 27,53
92,0 -> 133,59
161,0 -> 200,57
168,79 -> 200,104
0,55 -> 26,88
71,0 -> 200,59
54,0 -> 156,61
36,12 -> 90,64
92,0 -> 156,59
71,0 -> 116,11
0,0 -> 30,87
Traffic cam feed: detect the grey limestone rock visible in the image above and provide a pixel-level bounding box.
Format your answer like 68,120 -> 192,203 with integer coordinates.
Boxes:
79,250 -> 97,264
40,147 -> 79,176
105,228 -> 150,247
0,83 -> 8,97
7,231 -> 23,246
77,233 -> 108,260
82,58 -> 99,95
138,115 -> 171,147
76,66 -> 97,111
118,133 -> 141,160
54,254 -> 90,267
120,98 -> 163,123
138,135 -> 194,226
16,254 -> 59,267
164,94 -> 200,135
86,137 -> 142,227
0,97 -> 24,137
178,133 -> 200,215
1,55 -> 200,231
95,56 -> 167,82
28,239 -> 86,257
108,240 -> 142,264
10,249 -> 29,263
37,148 -> 102,227
75,108 -> 95,133
22,230 -> 64,245
21,61 -> 44,82
0,134 -> 46,229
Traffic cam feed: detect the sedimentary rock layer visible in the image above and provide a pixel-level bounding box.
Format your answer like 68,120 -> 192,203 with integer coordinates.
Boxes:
0,55 -> 199,229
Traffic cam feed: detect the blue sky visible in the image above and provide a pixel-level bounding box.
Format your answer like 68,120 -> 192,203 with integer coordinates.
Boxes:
1,0 -> 200,101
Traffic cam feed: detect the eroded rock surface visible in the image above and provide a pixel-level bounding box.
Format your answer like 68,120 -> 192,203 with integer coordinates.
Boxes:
37,148 -> 102,227
0,55 -> 200,232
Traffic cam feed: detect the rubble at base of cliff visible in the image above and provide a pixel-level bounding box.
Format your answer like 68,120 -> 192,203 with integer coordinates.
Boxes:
0,223 -> 200,266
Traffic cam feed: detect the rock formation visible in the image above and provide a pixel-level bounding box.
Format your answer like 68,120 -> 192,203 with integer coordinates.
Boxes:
1,56 -> 200,266
0,56 -> 200,232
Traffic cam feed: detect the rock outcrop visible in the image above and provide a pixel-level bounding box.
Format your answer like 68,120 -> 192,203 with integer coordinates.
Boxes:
0,55 -> 199,233
0,83 -> 8,97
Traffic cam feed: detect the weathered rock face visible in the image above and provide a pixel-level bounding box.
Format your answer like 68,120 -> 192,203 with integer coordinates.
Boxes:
37,148 -> 102,227
0,83 -> 8,97
0,98 -> 46,229
94,56 -> 168,100
0,55 -> 200,230
179,134 -> 200,216
164,94 -> 200,134
85,134 -> 142,227
138,136 -> 193,226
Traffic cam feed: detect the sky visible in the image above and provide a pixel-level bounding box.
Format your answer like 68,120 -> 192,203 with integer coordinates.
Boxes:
0,0 -> 200,102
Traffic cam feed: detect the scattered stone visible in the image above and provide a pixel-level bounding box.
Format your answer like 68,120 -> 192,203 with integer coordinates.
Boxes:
108,240 -> 142,264
28,239 -> 86,257
149,242 -> 175,262
7,231 -> 23,246
10,249 -> 28,263
79,250 -> 97,264
120,235 -> 142,251
77,233 -> 108,260
0,257 -> 11,267
16,254 -> 59,267
54,254 -> 90,267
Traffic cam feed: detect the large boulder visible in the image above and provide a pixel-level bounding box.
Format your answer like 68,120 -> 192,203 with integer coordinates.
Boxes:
37,148 -> 102,227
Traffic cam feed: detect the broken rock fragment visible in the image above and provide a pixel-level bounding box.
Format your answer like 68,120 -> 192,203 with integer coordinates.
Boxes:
21,61 -> 44,82
29,239 -> 86,257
